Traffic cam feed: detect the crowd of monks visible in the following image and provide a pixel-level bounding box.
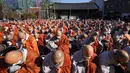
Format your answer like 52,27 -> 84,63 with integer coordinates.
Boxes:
0,19 -> 130,73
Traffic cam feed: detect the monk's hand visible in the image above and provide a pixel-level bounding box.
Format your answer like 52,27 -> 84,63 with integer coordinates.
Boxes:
56,67 -> 61,73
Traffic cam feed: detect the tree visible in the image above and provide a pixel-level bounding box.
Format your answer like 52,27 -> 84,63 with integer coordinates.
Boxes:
41,0 -> 60,19
22,13 -> 37,19
0,0 -> 3,19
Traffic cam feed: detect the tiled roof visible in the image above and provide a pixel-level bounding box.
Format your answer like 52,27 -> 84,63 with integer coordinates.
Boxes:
53,2 -> 99,10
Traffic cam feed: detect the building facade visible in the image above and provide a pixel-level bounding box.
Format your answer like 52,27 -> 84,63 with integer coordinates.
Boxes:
53,2 -> 99,19
18,0 -> 38,12
4,0 -> 38,12
4,0 -> 18,9
105,0 -> 130,17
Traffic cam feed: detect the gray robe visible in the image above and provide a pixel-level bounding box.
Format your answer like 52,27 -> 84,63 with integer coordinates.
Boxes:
97,50 -> 120,73
72,49 -> 97,73
42,53 -> 57,73
72,49 -> 86,73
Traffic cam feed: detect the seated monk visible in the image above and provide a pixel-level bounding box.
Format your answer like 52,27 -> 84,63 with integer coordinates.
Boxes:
4,32 -> 18,48
42,50 -> 71,73
18,31 -> 40,55
4,47 -> 40,73
97,49 -> 129,73
51,30 -> 70,54
72,45 -> 97,73
83,32 -> 99,54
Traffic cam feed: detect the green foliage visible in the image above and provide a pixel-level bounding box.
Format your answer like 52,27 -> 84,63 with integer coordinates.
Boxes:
0,0 -> 3,19
0,0 -> 3,4
22,13 -> 37,19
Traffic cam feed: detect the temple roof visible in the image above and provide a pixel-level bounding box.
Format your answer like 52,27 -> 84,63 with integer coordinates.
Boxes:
53,2 -> 99,10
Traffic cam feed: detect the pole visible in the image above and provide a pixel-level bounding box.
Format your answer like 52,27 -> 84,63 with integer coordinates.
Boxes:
70,6 -> 71,19
102,0 -> 104,19
38,0 -> 40,19
88,6 -> 89,18
53,4 -> 56,19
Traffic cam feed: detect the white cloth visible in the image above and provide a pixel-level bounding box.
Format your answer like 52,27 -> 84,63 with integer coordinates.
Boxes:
46,41 -> 58,51
7,41 -> 12,46
8,48 -> 27,73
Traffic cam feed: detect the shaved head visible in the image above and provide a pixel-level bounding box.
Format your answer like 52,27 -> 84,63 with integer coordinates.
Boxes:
82,45 -> 94,57
52,50 -> 64,65
5,50 -> 22,65
116,50 -> 129,63
18,31 -> 26,39
82,45 -> 94,66
56,30 -> 62,39
7,34 -> 13,41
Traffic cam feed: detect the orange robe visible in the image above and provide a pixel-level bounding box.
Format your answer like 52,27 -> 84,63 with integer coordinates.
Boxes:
24,35 -> 40,55
91,40 -> 99,53
60,53 -> 71,73
37,34 -> 45,46
17,48 -> 41,73
86,54 -> 97,73
86,62 -> 97,73
63,26 -> 68,34
0,31 -> 5,44
56,34 -> 70,54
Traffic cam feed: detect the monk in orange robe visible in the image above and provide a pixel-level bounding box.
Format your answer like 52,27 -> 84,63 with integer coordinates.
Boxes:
42,50 -> 71,73
51,30 -> 70,54
37,34 -> 45,47
4,47 -> 40,73
72,45 -> 97,73
18,31 -> 40,55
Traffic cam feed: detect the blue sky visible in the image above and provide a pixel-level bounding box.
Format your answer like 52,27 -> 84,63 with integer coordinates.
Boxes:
55,0 -> 92,3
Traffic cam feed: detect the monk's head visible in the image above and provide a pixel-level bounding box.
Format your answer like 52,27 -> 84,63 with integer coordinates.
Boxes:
52,50 -> 64,68
82,45 -> 94,66
7,34 -> 13,41
115,50 -> 129,65
28,26 -> 33,33
18,31 -> 26,40
5,50 -> 23,65
56,30 -> 62,39
91,32 -> 98,42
